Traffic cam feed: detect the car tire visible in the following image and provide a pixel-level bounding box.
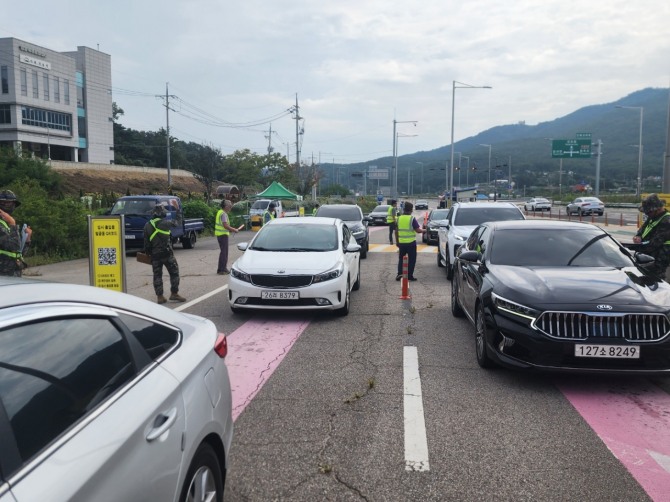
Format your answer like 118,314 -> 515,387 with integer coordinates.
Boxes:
361,240 -> 368,259
352,263 -> 361,291
422,232 -> 427,244
336,280 -> 350,316
437,248 -> 444,267
451,274 -> 465,318
446,254 -> 454,281
475,305 -> 493,369
180,443 -> 224,502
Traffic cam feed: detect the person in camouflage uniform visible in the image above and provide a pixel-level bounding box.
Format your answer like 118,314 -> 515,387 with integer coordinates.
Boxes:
633,193 -> 670,280
143,203 -> 186,304
0,190 -> 32,277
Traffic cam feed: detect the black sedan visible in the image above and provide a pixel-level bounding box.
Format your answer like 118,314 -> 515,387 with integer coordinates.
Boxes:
451,219 -> 670,373
422,208 -> 449,245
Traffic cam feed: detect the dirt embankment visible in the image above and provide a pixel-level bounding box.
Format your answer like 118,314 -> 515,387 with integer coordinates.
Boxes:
54,168 -> 206,197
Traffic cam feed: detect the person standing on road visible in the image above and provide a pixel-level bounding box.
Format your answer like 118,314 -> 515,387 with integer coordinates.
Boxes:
0,190 -> 31,277
215,199 -> 240,275
143,204 -> 186,304
312,203 -> 320,216
264,203 -> 277,225
387,199 -> 398,245
395,201 -> 425,281
633,193 -> 670,280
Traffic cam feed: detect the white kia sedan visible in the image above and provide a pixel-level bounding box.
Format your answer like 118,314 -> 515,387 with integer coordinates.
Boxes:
229,217 -> 361,316
0,277 -> 233,502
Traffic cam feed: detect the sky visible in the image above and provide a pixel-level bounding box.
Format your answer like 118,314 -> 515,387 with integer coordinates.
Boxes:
4,0 -> 669,166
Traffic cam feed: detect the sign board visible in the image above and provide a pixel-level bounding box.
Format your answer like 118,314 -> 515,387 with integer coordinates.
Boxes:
575,132 -> 592,140
368,168 -> 389,180
551,139 -> 592,158
88,215 -> 126,292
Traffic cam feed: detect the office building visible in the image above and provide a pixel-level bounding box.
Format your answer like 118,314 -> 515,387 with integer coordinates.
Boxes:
0,37 -> 114,164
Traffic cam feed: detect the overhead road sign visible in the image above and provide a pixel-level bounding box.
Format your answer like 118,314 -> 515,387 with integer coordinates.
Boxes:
552,139 -> 592,158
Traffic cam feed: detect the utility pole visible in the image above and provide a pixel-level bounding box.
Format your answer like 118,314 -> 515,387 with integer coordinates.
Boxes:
265,123 -> 275,154
159,83 -> 177,189
593,139 -> 603,196
293,94 -> 302,169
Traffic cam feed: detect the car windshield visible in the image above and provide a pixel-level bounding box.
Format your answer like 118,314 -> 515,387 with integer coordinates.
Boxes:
251,200 -> 270,210
372,205 -> 389,213
454,207 -> 524,226
250,224 -> 338,252
110,199 -> 155,216
317,206 -> 362,221
489,228 -> 633,267
429,209 -> 450,221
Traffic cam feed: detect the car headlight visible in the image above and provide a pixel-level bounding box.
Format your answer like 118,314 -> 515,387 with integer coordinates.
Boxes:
231,267 -> 251,283
491,292 -> 539,321
313,263 -> 344,283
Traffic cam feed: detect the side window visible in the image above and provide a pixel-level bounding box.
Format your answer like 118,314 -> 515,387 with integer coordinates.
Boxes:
477,227 -> 491,255
446,207 -> 454,224
0,317 -> 134,473
342,225 -> 354,247
117,312 -> 179,361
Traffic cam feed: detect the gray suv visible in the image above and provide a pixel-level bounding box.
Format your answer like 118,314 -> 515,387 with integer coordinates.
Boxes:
315,204 -> 370,258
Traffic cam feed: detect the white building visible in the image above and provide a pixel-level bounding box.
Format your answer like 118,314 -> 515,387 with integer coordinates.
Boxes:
0,38 -> 113,164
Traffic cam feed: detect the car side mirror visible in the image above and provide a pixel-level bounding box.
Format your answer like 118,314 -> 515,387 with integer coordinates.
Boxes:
346,243 -> 362,253
458,250 -> 480,263
635,252 -> 655,265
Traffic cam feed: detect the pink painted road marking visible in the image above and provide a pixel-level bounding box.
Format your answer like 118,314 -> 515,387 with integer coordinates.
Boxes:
226,318 -> 311,421
559,379 -> 670,501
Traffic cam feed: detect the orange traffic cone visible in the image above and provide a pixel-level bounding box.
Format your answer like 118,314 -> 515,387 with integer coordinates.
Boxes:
399,255 -> 411,299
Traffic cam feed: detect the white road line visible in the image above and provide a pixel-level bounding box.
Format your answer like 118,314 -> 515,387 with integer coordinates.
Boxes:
404,346 -> 430,471
174,284 -> 228,312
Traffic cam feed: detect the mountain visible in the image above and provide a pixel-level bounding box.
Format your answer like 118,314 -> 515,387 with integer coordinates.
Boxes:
330,88 -> 670,195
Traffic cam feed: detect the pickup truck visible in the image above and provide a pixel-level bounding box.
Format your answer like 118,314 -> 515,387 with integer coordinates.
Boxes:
110,195 -> 205,250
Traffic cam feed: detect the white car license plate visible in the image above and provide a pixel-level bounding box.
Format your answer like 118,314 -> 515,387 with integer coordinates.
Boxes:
125,234 -> 135,239
261,290 -> 299,300
575,344 -> 640,359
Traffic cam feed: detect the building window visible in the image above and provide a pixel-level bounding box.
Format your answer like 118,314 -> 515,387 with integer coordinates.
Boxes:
32,70 -> 38,98
64,79 -> 70,105
0,104 -> 10,124
54,76 -> 60,103
20,69 -> 27,96
1,66 -> 8,94
21,106 -> 72,132
43,74 -> 49,101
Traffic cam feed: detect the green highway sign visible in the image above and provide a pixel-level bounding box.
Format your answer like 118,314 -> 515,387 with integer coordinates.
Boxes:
575,132 -> 592,140
551,139 -> 592,158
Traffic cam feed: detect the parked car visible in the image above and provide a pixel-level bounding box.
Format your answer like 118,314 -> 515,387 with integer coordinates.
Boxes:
368,204 -> 392,226
315,203 -> 370,258
0,277 -> 233,502
415,199 -> 429,210
422,208 -> 450,245
229,217 -> 361,316
566,196 -> 604,216
524,197 -> 552,212
437,202 -> 526,279
451,219 -> 670,373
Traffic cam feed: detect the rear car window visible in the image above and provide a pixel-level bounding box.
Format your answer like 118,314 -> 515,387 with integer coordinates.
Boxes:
317,206 -> 362,221
454,207 -> 524,226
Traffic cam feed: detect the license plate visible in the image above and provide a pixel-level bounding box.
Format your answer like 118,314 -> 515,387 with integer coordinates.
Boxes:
261,290 -> 299,300
575,344 -> 640,359
125,235 -> 135,239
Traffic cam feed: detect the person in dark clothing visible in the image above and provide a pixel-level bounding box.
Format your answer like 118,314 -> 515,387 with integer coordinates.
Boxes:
143,204 -> 186,304
394,201 -> 425,281
633,193 -> 670,280
0,190 -> 31,277
387,199 -> 398,245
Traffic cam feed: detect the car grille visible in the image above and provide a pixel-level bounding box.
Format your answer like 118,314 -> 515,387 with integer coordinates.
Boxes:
535,312 -> 670,342
250,274 -> 313,288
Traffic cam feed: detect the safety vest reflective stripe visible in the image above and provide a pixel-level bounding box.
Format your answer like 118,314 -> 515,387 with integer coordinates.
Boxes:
386,206 -> 395,223
397,215 -> 416,243
0,220 -> 21,258
641,213 -> 670,239
149,218 -> 170,241
214,209 -> 229,236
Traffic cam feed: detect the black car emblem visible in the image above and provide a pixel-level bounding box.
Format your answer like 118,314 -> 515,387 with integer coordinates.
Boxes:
596,304 -> 613,311
277,269 -> 286,274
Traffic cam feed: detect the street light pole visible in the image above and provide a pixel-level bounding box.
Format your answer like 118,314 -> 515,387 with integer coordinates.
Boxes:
479,143 -> 492,187
393,119 -> 417,198
616,105 -> 644,196
416,162 -> 424,194
450,81 -> 492,207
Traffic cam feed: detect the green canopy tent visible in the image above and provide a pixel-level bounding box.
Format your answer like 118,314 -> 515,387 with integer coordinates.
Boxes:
252,181 -> 302,200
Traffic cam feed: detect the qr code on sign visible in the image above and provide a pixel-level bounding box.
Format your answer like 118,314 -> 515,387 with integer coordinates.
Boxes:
98,248 -> 117,266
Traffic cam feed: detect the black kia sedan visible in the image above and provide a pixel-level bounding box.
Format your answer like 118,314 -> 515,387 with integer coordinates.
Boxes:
451,219 -> 670,373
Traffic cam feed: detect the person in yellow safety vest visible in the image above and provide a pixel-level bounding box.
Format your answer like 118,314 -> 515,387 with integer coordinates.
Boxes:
394,201 -> 426,281
387,199 -> 398,245
313,203 -> 320,216
142,204 -> 186,304
633,193 -> 670,280
215,199 -> 240,275
0,189 -> 31,277
264,203 -> 277,225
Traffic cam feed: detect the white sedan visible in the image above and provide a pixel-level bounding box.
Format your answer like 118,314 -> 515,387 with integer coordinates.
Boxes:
0,277 -> 233,502
229,217 -> 361,316
524,197 -> 552,211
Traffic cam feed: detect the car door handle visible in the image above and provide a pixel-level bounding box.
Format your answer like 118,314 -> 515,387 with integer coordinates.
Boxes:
146,407 -> 178,442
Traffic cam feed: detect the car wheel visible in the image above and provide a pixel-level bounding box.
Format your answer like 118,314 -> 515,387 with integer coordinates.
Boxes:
352,262 -> 361,291
361,239 -> 368,259
475,305 -> 493,369
422,231 -> 427,244
180,443 -> 223,502
446,254 -> 453,281
451,274 -> 465,318
437,248 -> 444,267
336,280 -> 351,316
